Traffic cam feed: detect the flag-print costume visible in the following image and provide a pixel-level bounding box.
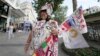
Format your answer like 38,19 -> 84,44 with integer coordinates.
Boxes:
29,20 -> 58,56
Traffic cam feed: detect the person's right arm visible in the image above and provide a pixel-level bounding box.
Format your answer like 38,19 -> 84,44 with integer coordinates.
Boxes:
24,31 -> 32,53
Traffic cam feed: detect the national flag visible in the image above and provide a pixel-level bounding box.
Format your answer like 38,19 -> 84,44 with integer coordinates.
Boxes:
60,6 -> 89,49
32,35 -> 54,56
46,35 -> 54,47
40,35 -> 54,55
63,27 -> 89,49
61,20 -> 71,31
61,16 -> 76,31
73,6 -> 87,34
41,41 -> 48,53
67,16 -> 76,27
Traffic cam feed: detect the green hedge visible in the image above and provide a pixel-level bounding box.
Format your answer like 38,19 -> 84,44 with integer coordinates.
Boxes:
61,43 -> 100,56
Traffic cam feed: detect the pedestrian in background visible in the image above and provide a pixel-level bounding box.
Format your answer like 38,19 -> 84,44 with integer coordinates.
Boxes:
8,23 -> 14,39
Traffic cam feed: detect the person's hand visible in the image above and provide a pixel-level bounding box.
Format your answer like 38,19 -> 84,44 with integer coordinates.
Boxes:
24,43 -> 30,53
51,28 -> 59,35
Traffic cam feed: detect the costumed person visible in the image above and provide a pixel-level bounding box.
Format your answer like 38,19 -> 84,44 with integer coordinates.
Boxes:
24,3 -> 58,56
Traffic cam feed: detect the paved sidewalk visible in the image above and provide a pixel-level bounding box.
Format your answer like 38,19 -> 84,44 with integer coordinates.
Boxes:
0,32 -> 28,56
58,38 -> 69,56
0,32 -> 69,56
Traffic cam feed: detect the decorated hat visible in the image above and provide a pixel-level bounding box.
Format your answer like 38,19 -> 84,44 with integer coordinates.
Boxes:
40,2 -> 53,16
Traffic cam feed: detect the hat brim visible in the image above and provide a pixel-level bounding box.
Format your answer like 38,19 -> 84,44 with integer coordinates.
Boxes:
40,9 -> 47,13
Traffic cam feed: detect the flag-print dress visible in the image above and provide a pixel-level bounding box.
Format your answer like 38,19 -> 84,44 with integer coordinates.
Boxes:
30,20 -> 58,56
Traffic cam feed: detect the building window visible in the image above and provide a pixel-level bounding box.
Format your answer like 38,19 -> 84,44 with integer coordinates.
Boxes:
0,1 -> 9,16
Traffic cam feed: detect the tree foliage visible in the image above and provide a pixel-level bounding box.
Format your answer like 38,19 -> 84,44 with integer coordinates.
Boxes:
53,6 -> 67,24
33,0 -> 64,13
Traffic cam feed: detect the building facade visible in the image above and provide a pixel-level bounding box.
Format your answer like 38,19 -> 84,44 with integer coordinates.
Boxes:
0,0 -> 9,30
0,0 -> 26,31
84,6 -> 100,42
0,0 -> 37,31
18,2 -> 37,30
20,1 -> 37,23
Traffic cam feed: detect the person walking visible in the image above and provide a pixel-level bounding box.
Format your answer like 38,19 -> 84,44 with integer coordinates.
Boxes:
8,23 -> 14,39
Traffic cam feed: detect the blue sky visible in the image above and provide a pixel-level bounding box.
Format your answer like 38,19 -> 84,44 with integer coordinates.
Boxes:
62,0 -> 100,16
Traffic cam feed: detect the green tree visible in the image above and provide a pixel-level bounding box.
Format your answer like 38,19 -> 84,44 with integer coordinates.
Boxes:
53,6 -> 67,24
33,0 -> 64,13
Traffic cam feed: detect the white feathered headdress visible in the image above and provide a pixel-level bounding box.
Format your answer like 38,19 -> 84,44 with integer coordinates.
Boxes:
41,2 -> 53,16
